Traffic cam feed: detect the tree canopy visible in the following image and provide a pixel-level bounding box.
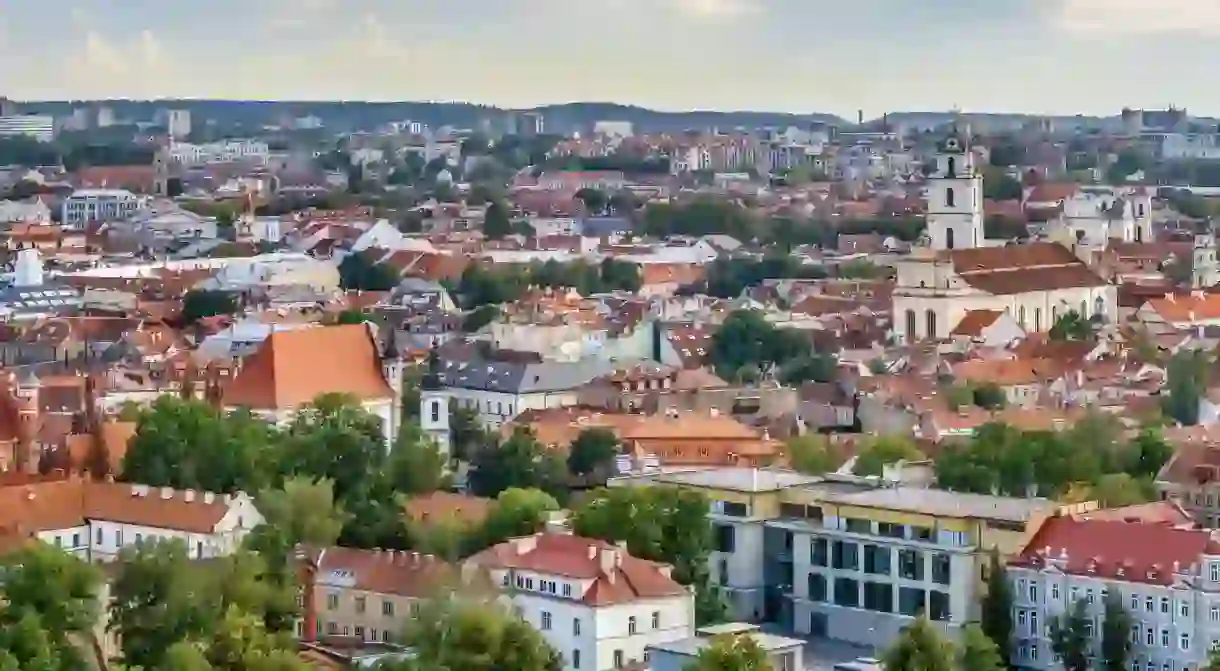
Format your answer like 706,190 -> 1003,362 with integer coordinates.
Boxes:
182,290 -> 240,324
684,635 -> 773,671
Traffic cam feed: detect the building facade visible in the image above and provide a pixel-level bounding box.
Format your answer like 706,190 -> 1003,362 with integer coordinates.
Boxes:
0,114 -> 54,142
62,189 -> 141,227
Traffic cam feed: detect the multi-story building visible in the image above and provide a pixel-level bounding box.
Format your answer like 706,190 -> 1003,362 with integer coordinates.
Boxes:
155,108 -> 192,139
466,532 -> 695,671
61,189 -> 141,227
1156,441 -> 1220,528
297,546 -> 453,643
0,114 -> 55,142
609,467 -> 1063,649
167,139 -> 270,166
1006,514 -> 1220,671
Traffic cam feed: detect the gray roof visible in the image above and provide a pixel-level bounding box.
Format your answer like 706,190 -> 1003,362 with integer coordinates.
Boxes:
807,484 -> 1055,523
440,356 -> 615,394
578,216 -> 633,237
635,468 -> 823,493
0,283 -> 81,316
649,632 -> 804,658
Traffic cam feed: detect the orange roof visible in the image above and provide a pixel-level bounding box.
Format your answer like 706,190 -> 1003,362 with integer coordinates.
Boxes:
221,325 -> 394,410
304,546 -> 454,598
1143,293 -> 1220,323
639,263 -> 706,287
0,479 -> 236,534
950,309 -> 1004,336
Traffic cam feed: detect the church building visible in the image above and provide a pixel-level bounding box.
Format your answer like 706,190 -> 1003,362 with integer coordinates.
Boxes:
892,135 -> 1117,343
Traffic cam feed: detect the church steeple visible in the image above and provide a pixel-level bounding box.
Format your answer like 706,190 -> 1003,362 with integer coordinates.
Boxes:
925,132 -> 984,251
418,344 -> 450,461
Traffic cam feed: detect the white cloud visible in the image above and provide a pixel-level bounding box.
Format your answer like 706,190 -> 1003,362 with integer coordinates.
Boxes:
671,0 -> 762,20
1057,0 -> 1220,36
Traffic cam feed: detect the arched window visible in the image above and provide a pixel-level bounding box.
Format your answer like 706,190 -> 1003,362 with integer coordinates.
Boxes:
1135,226 -> 1143,243
1019,305 -> 1026,327
430,400 -> 441,423
1081,300 -> 1088,318
1094,296 -> 1105,319
946,228 -> 955,250
1138,203 -> 1146,217
905,309 -> 917,343
926,310 -> 937,340
947,157 -> 957,177
945,187 -> 956,208
1034,307 -> 1042,332
1051,305 -> 1058,323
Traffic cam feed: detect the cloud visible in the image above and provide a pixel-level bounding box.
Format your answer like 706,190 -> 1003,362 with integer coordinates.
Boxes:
670,0 -> 762,20
1056,0 -> 1220,36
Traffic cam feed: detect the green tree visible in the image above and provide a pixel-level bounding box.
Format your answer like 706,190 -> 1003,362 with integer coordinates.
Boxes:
405,599 -> 562,671
450,405 -> 489,462
784,435 -> 843,475
566,427 -> 620,478
684,635 -> 773,671
710,310 -> 811,381
1091,472 -> 1150,507
471,488 -> 560,553
958,623 -> 1005,671
333,309 -> 368,325
483,200 -> 513,239
1164,349 -> 1211,425
338,252 -> 399,291
979,548 -> 1013,665
461,305 -> 501,332
574,188 -> 608,213
388,422 -> 449,495
571,486 -> 726,625
852,435 -> 924,476
1101,590 -> 1134,671
972,383 -> 1008,410
121,397 -> 279,494
1050,599 -> 1092,671
182,290 -> 239,323
881,616 -> 954,671
1049,310 -> 1093,341
254,477 -> 347,548
836,259 -> 885,279
0,544 -> 103,670
982,167 -> 1024,200
468,428 -> 567,500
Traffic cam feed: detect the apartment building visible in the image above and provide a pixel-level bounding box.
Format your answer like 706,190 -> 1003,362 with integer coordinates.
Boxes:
610,467 -> 1062,649
298,546 -> 454,643
62,189 -> 141,227
466,532 -> 695,671
0,476 -> 262,561
1007,514 -> 1220,671
1155,441 -> 1220,527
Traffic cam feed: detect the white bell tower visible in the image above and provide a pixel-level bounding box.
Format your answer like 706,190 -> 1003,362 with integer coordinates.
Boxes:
926,134 -> 984,251
419,345 -> 451,460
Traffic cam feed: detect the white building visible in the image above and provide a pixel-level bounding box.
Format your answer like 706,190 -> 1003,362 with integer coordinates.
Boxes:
892,135 -> 1117,342
0,115 -> 54,142
467,532 -> 695,671
62,189 -> 141,227
1006,514 -> 1220,671
167,139 -> 270,166
1048,186 -> 1154,249
0,199 -> 51,224
156,108 -> 192,139
3,478 -> 262,562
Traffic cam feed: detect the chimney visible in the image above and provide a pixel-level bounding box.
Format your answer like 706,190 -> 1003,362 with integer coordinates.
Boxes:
203,491 -> 215,504
160,487 -> 173,500
184,489 -> 195,502
599,547 -> 618,582
410,552 -> 420,565
587,544 -> 598,560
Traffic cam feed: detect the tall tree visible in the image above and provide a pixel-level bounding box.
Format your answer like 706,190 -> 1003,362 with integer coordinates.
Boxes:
851,435 -> 924,476
1049,310 -> 1093,341
182,290 -> 240,323
684,635 -> 773,671
474,488 -> 560,552
1101,590 -> 1134,671
784,435 -> 843,475
980,547 -> 1014,666
958,623 -> 1005,671
253,477 -> 347,549
404,599 -> 562,671
1164,349 -> 1211,425
387,422 -> 449,495
0,544 -> 103,670
468,428 -> 566,500
881,615 -> 954,671
566,427 -> 620,478
1050,599 -> 1092,671
483,201 -> 513,239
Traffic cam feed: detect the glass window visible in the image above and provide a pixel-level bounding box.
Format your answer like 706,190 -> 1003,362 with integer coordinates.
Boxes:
810,538 -> 829,567
931,553 -> 951,585
714,524 -> 735,553
929,590 -> 951,621
863,545 -> 891,575
807,573 -> 827,602
628,616 -> 636,635
863,581 -> 894,613
832,541 -> 859,570
844,518 -> 871,534
652,611 -> 660,629
898,549 -> 924,581
542,612 -> 552,631
574,618 -> 581,636
898,587 -> 926,616
833,577 -> 860,608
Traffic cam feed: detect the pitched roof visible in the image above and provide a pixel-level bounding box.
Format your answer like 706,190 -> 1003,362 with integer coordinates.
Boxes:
305,546 -> 454,598
948,243 -> 1107,295
1143,293 -> 1220,323
221,324 -> 394,410
466,533 -> 687,606
1010,515 -> 1220,586
950,309 -> 1003,336
0,479 -> 238,534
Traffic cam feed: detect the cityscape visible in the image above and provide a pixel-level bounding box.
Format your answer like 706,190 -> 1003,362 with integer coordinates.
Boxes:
6,6 -> 1220,671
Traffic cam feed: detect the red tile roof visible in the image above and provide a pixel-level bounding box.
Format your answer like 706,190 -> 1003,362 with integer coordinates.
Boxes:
950,309 -> 1004,336
467,533 -> 686,606
948,243 -> 1107,295
1010,515 -> 1220,585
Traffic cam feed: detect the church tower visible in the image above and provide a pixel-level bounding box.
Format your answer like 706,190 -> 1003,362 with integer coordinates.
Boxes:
926,134 -> 984,251
419,344 -> 451,460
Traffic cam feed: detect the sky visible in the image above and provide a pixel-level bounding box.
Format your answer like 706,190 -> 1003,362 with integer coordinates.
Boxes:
2,0 -> 1220,118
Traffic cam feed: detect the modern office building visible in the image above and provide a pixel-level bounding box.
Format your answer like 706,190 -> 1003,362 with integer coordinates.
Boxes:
0,114 -> 55,142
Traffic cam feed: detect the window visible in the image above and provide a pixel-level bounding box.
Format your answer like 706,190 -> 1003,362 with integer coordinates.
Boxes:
1030,611 -> 1038,635
381,630 -> 389,642
541,611 -> 552,631
652,611 -> 660,629
833,577 -> 860,608
947,157 -> 957,177
1182,601 -> 1190,618
946,227 -> 956,250
1019,305 -> 1026,327
355,596 -> 366,614
628,616 -> 637,635
95,527 -> 102,545
1053,583 -> 1061,601
811,538 -> 829,566
1034,307 -> 1042,333
898,587 -> 926,616
115,530 -> 123,546
1212,605 -> 1220,623
1131,593 -> 1138,610
898,549 -> 923,581
832,541 -> 859,570
196,541 -> 203,559
931,553 -> 951,585
1146,627 -> 1155,646
863,581 -> 894,613
863,545 -> 891,575
1145,596 -> 1154,613
327,593 -> 338,610
613,650 -> 624,669
1162,628 -> 1170,648
573,618 -> 581,636
714,524 -> 736,553
382,600 -> 394,617
946,187 -> 956,208
905,310 -> 917,343
562,583 -> 572,597
355,626 -> 365,639
430,400 -> 440,423
929,591 -> 951,621
1211,562 -> 1220,582
1029,583 -> 1038,603
72,533 -> 80,548
808,573 -> 828,602
1182,632 -> 1192,651
573,650 -> 581,670
1160,597 -> 1169,614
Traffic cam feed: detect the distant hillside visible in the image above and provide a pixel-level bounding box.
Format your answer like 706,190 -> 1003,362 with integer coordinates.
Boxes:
15,99 -> 848,134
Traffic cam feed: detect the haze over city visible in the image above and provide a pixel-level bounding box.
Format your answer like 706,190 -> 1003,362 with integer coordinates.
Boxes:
3,0 -> 1220,116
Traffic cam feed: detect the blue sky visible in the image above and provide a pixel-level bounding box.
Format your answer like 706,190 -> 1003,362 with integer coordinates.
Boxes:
2,0 -> 1220,117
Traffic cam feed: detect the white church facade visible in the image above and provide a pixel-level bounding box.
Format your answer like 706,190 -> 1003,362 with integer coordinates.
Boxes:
893,135 -> 1118,343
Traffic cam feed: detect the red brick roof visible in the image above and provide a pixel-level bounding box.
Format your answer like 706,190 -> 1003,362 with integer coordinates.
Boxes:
1010,516 -> 1220,585
948,243 -> 1107,295
467,533 -> 686,606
